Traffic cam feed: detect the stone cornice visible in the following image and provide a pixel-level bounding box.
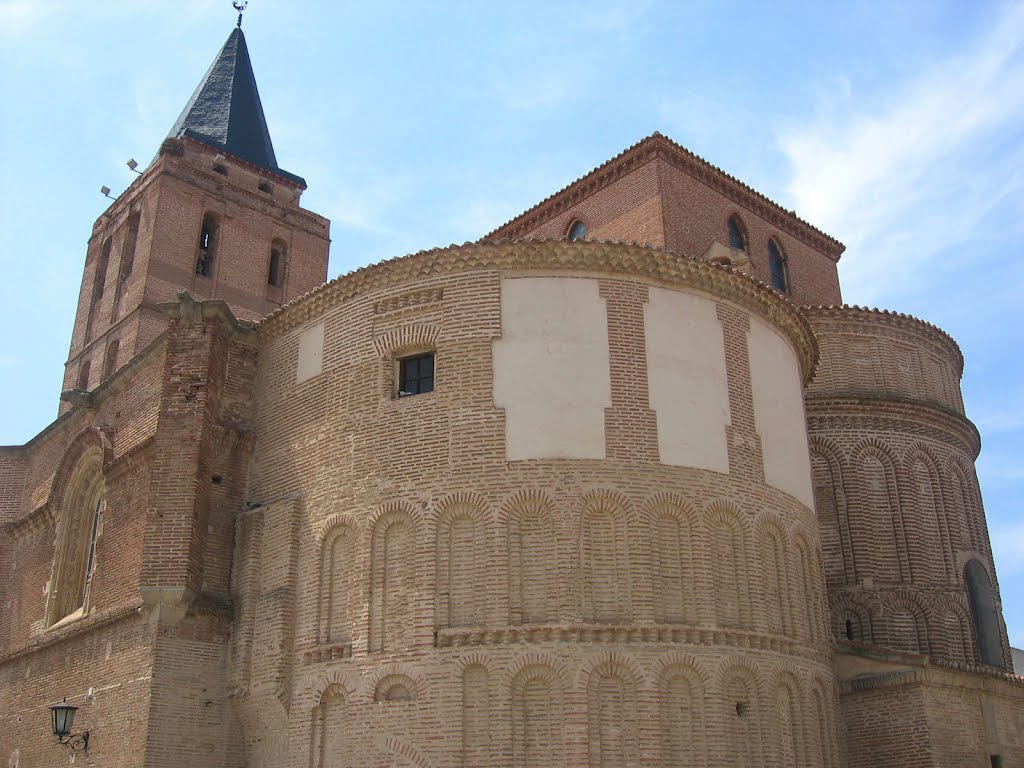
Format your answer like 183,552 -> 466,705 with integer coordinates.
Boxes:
257,239 -> 820,384
804,396 -> 981,457
801,304 -> 964,376
484,133 -> 845,260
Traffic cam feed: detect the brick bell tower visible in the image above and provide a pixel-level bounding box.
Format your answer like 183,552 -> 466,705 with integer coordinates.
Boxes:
62,23 -> 330,405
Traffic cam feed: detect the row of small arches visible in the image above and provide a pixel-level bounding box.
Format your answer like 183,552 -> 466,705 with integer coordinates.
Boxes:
309,656 -> 838,768
810,436 -> 986,589
832,573 -> 1004,668
316,491 -> 828,653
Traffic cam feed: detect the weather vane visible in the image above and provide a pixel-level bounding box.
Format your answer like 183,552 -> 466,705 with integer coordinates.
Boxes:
233,1 -> 248,28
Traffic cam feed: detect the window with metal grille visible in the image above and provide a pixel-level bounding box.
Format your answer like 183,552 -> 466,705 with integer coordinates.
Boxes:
398,353 -> 434,397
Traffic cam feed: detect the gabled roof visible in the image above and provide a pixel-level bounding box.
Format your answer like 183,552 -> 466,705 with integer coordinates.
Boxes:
166,27 -> 305,187
484,132 -> 845,260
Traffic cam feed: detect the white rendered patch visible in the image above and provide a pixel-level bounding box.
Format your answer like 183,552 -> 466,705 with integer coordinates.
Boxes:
748,317 -> 814,506
644,287 -> 730,472
493,278 -> 611,460
296,321 -> 324,383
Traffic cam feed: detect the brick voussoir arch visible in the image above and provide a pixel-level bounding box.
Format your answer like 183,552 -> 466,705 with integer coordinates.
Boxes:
49,426 -> 114,511
574,650 -> 646,689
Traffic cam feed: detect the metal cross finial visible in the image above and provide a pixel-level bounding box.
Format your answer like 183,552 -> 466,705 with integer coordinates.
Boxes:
233,1 -> 248,28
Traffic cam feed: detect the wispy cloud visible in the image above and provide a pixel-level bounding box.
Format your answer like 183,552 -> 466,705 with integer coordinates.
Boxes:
779,3 -> 1024,306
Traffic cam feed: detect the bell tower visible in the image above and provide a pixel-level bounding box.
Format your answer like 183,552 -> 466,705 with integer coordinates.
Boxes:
62,23 -> 330,401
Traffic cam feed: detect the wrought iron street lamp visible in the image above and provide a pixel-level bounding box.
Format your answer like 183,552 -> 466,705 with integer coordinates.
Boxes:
49,698 -> 89,752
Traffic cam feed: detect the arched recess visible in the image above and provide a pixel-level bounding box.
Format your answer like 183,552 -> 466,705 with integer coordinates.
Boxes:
706,505 -> 749,629
586,661 -> 639,767
832,597 -> 873,644
946,456 -> 985,554
46,429 -> 113,627
506,492 -> 558,625
792,533 -> 823,645
773,672 -> 806,768
811,678 -> 839,768
647,500 -> 698,625
579,492 -> 632,623
511,664 -> 564,767
850,444 -> 906,584
903,447 -> 953,583
964,559 -> 1005,667
658,662 -> 707,766
369,507 -> 418,653
884,597 -> 929,655
461,663 -> 490,766
311,683 -> 347,768
373,673 -> 417,702
436,501 -> 486,628
756,519 -> 791,637
719,664 -> 763,766
932,599 -> 973,663
319,522 -> 357,645
809,440 -> 852,586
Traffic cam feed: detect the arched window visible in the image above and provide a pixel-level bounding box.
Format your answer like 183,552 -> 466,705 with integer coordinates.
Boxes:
47,451 -> 105,627
768,238 -> 788,293
195,214 -> 218,276
964,560 -> 1004,667
102,338 -> 119,381
727,215 -> 746,251
77,360 -> 91,391
567,220 -> 587,241
93,237 -> 112,301
268,239 -> 286,287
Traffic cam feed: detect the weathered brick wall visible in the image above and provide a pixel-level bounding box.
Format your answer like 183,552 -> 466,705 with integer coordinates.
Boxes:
837,651 -> 1024,768
63,136 -> 330,413
0,605 -> 154,768
805,306 -> 1008,669
487,136 -> 843,308
232,240 -> 841,767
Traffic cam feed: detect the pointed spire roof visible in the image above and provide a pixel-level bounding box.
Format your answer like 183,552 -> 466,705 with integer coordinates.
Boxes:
167,27 -> 304,186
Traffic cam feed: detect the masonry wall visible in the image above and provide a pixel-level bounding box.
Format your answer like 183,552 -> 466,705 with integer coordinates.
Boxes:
232,240 -> 840,768
837,654 -> 1024,768
488,146 -> 842,307
805,306 -> 1008,669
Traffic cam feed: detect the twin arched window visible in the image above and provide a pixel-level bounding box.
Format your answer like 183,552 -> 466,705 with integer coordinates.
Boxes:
726,216 -> 790,295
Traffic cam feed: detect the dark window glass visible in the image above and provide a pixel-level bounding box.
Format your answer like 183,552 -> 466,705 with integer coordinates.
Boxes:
727,216 -> 746,251
965,559 -> 1005,667
568,220 -> 587,241
769,239 -> 788,293
398,353 -> 434,397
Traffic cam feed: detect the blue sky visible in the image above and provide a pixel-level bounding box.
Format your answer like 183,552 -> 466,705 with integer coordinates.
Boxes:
1,1 -> 1021,647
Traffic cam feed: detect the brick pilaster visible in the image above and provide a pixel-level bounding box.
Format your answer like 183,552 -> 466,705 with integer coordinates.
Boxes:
599,280 -> 659,462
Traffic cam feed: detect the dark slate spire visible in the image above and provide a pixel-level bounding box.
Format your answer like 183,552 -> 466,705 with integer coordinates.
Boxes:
167,27 -> 304,186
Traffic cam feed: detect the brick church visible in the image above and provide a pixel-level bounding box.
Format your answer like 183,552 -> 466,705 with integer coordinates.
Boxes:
1,20 -> 1022,768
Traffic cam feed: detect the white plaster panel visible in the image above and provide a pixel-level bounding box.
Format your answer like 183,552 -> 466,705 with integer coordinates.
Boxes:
296,321 -> 324,383
644,287 -> 730,472
493,278 -> 611,460
748,317 -> 814,507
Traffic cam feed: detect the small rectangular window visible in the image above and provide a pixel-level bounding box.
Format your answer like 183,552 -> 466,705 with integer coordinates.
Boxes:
398,353 -> 434,397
